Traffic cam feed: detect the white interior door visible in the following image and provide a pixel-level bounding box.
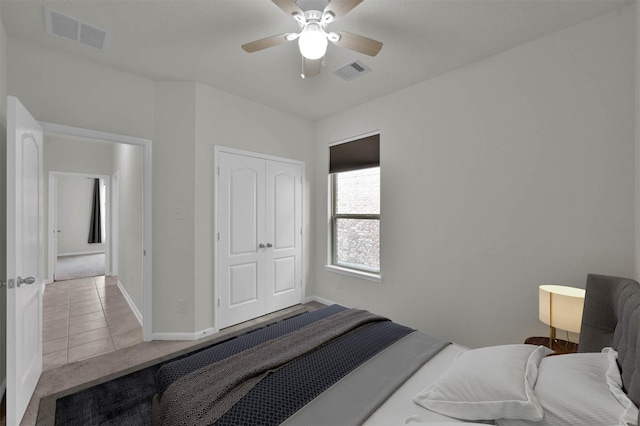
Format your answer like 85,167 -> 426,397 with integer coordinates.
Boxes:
265,161 -> 302,313
217,152 -> 266,328
6,96 -> 44,425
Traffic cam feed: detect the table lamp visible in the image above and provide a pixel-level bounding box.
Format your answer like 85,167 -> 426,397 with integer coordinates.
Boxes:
539,285 -> 586,346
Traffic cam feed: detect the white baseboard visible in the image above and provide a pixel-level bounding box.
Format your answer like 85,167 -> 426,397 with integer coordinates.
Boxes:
58,250 -> 105,257
116,280 -> 143,326
304,295 -> 343,307
152,327 -> 217,341
151,296 -> 336,342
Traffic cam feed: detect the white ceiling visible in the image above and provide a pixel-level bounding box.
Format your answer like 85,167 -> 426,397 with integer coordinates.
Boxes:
1,0 -> 632,120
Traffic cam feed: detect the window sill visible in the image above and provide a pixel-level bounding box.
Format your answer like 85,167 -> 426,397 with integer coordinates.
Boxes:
324,265 -> 382,283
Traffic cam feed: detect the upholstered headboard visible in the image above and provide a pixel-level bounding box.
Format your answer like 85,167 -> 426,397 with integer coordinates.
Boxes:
579,273 -> 640,418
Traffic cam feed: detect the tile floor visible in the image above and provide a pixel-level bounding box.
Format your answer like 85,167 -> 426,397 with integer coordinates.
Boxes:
42,275 -> 143,370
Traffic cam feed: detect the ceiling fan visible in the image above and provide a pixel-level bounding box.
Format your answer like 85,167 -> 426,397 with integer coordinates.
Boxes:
242,0 -> 383,78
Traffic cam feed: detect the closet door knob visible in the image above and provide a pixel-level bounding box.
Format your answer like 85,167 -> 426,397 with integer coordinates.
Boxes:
258,243 -> 266,249
266,243 -> 273,248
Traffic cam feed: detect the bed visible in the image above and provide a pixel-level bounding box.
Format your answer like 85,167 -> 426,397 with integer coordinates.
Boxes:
153,273 -> 640,425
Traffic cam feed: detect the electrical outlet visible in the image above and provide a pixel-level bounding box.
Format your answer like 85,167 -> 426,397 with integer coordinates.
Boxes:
177,299 -> 187,313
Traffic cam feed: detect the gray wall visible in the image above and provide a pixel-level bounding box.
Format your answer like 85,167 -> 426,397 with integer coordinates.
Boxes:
312,7 -> 636,348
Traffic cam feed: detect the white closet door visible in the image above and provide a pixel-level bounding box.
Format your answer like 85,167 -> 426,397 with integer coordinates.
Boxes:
265,160 -> 302,313
217,152 -> 266,328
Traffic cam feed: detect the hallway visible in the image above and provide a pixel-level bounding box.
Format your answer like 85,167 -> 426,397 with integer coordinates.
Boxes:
42,275 -> 143,370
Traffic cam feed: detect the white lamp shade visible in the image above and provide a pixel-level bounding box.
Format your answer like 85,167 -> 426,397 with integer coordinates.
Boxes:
298,26 -> 328,60
539,285 -> 586,334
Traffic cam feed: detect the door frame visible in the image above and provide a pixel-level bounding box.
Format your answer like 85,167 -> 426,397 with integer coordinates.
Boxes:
213,145 -> 305,331
111,171 -> 119,277
40,122 -> 153,342
48,172 -> 112,282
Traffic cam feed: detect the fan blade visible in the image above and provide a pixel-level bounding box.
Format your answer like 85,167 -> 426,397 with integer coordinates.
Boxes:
272,0 -> 304,17
324,0 -> 364,20
242,33 -> 292,53
332,31 -> 382,56
302,57 -> 322,78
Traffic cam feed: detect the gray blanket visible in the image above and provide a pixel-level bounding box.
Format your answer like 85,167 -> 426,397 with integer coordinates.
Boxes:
282,331 -> 449,425
158,308 -> 388,426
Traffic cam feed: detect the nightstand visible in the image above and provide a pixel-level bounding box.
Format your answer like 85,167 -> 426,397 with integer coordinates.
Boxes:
524,336 -> 578,354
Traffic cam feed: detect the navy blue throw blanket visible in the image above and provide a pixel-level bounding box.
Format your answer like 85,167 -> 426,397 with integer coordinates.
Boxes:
155,304 -> 349,397
155,305 -> 414,425
216,319 -> 413,425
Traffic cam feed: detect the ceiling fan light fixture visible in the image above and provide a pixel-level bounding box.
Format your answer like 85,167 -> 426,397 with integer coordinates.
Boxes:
298,25 -> 328,60
242,0 -> 381,78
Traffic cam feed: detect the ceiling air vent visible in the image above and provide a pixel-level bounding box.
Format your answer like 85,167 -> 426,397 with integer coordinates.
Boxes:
45,7 -> 107,51
334,60 -> 372,81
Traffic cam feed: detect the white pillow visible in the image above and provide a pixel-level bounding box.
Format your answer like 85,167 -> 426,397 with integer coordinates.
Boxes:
413,344 -> 553,421
496,348 -> 639,426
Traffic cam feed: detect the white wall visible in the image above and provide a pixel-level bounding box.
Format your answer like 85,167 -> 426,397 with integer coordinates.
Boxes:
152,82 -> 197,334
56,175 -> 105,255
151,81 -> 315,335
193,82 -> 314,332
113,143 -> 144,312
313,7 -> 636,349
0,0 -> 8,394
7,39 -> 154,139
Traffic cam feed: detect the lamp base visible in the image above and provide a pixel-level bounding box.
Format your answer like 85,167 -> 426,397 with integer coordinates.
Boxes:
524,336 -> 578,354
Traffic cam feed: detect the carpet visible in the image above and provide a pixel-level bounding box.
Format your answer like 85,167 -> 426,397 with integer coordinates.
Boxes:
55,365 -> 158,425
55,253 -> 106,281
38,307 -> 310,426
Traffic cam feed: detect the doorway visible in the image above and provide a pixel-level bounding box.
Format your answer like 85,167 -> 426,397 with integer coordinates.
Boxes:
50,172 -> 110,282
40,122 -> 153,342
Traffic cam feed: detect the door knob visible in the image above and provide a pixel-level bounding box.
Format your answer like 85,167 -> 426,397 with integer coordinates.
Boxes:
258,243 -> 266,249
17,276 -> 36,287
266,243 -> 273,248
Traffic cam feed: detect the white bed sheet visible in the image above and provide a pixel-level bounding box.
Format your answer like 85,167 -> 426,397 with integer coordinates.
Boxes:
363,343 -> 491,425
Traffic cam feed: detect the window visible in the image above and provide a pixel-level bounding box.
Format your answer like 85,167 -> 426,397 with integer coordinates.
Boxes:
328,134 -> 380,277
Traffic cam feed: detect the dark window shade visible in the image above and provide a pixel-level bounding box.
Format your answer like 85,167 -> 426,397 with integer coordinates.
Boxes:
329,134 -> 380,174
88,178 -> 102,244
